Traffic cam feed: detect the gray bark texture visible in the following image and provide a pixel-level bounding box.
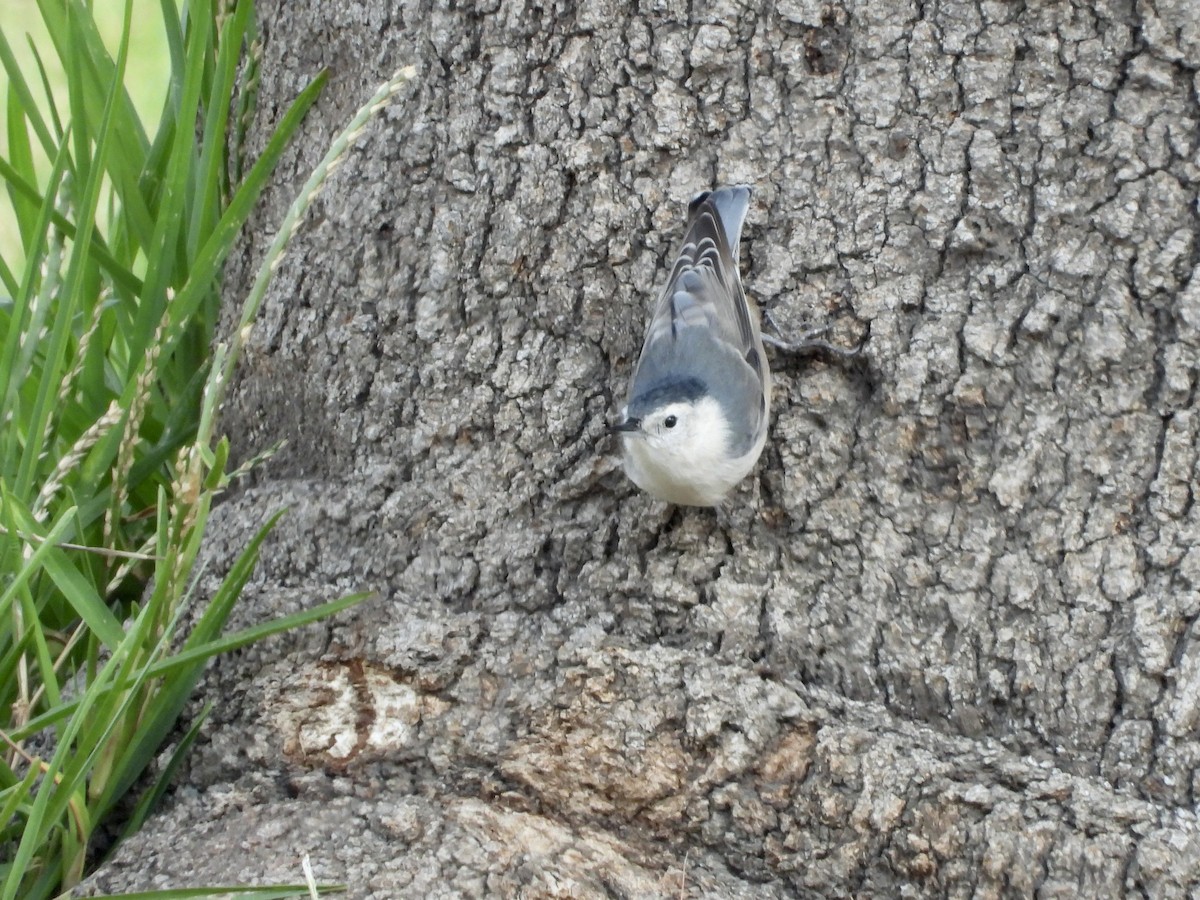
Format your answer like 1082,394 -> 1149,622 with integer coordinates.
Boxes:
84,0 -> 1200,896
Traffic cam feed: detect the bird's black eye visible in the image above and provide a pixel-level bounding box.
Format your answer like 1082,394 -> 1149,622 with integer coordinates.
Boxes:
664,415 -> 677,429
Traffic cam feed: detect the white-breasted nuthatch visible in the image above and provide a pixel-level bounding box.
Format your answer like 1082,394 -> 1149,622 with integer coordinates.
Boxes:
611,186 -> 768,506
611,185 -> 862,507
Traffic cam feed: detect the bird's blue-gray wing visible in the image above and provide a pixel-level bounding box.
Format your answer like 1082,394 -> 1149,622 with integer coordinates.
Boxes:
638,186 -> 756,364
630,186 -> 768,454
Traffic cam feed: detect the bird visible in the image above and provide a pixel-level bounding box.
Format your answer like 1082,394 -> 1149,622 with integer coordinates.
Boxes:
611,186 -> 863,507
611,186 -> 769,506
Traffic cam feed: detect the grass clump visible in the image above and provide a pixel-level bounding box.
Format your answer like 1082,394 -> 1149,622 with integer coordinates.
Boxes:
0,1 -> 412,896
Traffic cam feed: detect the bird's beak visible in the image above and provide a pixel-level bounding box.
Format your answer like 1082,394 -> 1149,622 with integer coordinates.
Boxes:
609,416 -> 641,434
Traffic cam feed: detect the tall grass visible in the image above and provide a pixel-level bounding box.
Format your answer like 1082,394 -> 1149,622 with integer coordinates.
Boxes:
0,1 -> 403,896
0,0 -> 170,265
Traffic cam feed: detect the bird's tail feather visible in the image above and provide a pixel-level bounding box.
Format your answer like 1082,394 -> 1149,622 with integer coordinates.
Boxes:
688,185 -> 751,257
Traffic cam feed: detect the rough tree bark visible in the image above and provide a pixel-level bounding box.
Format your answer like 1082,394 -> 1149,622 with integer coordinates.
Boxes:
85,0 -> 1200,896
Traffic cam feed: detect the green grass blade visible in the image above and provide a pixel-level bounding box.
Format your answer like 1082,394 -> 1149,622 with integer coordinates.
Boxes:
115,701 -> 211,842
0,137 -> 71,458
20,578 -> 190,895
64,11 -> 92,201
126,0 -> 212,375
5,83 -> 39,252
0,26 -> 56,156
37,0 -> 151,154
0,764 -> 42,838
37,544 -> 125,650
0,249 -> 17,297
91,507 -> 288,816
1,623 -> 135,900
0,155 -> 142,295
156,0 -> 185,97
7,591 -> 370,746
155,68 -> 327,372
36,0 -> 155,241
26,37 -> 65,142
16,588 -> 60,711
187,0 -> 251,263
229,14 -> 262,185
154,591 -> 373,683
186,508 -> 288,645
138,1 -> 185,226
12,0 -> 134,498
0,496 -> 77,623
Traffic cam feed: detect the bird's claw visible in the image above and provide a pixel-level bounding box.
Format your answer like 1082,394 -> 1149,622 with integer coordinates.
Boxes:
762,310 -> 866,360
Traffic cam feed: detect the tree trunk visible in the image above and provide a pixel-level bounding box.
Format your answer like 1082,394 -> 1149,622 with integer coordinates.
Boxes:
86,0 -> 1200,896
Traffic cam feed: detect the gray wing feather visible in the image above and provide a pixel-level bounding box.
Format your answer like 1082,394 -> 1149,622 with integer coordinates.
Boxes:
630,185 -> 769,456
641,186 -> 755,358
